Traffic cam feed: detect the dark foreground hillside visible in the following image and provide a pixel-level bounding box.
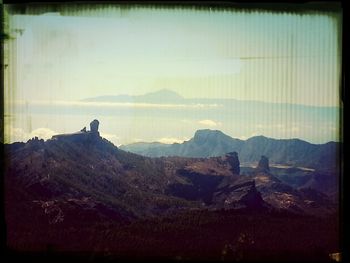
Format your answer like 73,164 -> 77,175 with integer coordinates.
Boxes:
6,206 -> 339,262
4,121 -> 340,262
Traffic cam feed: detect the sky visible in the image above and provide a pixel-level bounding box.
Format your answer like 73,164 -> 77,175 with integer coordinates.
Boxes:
4,5 -> 342,146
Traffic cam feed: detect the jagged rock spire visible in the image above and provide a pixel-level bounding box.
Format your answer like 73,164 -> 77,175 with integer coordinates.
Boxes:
226,151 -> 240,175
257,155 -> 270,172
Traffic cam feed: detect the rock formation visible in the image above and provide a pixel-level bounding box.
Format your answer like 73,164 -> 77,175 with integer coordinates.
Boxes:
212,180 -> 264,209
257,155 -> 270,172
239,181 -> 264,209
226,152 -> 240,175
52,120 -> 100,141
90,119 -> 99,134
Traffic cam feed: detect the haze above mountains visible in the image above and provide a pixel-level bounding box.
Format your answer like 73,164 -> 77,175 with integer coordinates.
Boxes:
82,89 -> 339,145
8,89 -> 339,146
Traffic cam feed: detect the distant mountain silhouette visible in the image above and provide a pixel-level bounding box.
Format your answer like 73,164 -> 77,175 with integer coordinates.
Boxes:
82,89 -> 184,104
120,129 -> 340,171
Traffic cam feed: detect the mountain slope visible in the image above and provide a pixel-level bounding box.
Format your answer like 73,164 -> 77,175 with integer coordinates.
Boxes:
4,123 -> 339,260
5,135 -> 198,221
5,132 -> 337,219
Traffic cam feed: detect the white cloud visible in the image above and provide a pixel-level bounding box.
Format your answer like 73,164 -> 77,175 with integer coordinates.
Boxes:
100,132 -> 120,146
238,132 -> 259,140
5,127 -> 28,143
4,126 -> 58,143
131,138 -> 146,143
30,128 -> 58,140
157,137 -> 188,144
198,119 -> 222,127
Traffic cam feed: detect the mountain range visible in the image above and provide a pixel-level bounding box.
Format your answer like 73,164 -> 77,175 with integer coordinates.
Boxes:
82,89 -> 185,104
120,129 -> 340,171
4,120 -> 340,261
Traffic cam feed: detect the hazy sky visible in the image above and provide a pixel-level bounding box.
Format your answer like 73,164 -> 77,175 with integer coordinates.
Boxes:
4,5 -> 342,146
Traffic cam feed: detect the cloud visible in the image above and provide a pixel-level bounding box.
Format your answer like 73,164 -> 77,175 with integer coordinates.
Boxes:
5,126 -> 58,143
5,127 -> 28,143
198,119 -> 221,127
157,137 -> 188,144
30,128 -> 58,140
100,132 -> 120,146
238,132 -> 259,140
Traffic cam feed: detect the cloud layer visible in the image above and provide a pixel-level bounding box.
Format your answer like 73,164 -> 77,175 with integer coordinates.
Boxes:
157,137 -> 189,144
198,119 -> 222,127
100,132 -> 120,146
5,126 -> 58,143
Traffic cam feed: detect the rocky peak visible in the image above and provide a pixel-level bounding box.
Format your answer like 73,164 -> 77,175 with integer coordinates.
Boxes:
27,136 -> 44,144
212,180 -> 265,210
26,136 -> 45,150
90,119 -> 100,134
239,180 -> 264,209
52,119 -> 101,142
193,129 -> 225,144
257,155 -> 270,172
225,152 -> 240,175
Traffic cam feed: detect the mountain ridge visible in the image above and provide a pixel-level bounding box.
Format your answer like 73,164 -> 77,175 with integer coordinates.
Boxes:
82,89 -> 184,104
5,121 -> 338,217
120,129 -> 340,171
81,89 -> 340,109
4,120 -> 339,260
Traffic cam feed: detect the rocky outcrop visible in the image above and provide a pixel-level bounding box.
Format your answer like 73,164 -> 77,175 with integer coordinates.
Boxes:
90,119 -> 99,134
26,136 -> 45,150
212,180 -> 264,209
52,120 -> 100,141
226,152 -> 240,175
256,155 -> 269,172
239,181 -> 264,208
